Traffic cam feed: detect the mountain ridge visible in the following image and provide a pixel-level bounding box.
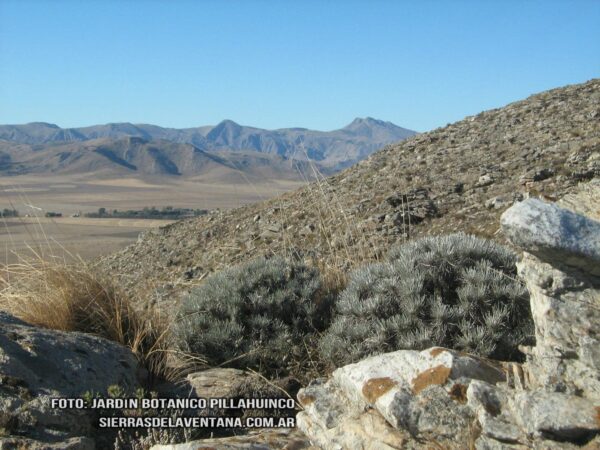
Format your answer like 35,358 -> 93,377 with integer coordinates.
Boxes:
0,136 -> 325,181
0,118 -> 416,172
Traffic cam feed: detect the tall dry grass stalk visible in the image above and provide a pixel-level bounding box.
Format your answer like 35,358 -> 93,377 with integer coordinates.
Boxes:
276,141 -> 402,293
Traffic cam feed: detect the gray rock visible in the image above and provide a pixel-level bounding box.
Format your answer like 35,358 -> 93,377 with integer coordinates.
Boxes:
501,198 -> 600,276
0,312 -> 140,448
150,428 -> 315,450
297,377 -> 410,450
476,174 -> 494,187
510,391 -> 600,441
187,368 -> 248,399
516,253 -> 600,398
0,436 -> 95,450
0,312 -> 140,397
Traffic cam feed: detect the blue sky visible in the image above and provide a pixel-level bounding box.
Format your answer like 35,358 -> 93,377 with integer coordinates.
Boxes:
0,1 -> 598,132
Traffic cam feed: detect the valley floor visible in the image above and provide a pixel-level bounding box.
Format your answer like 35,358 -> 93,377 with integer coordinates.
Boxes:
0,174 -> 305,263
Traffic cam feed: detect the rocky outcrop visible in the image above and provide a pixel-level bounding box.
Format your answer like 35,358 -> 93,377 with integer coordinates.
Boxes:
296,188 -> 600,449
0,312 -> 141,449
501,195 -> 600,400
297,348 -> 505,449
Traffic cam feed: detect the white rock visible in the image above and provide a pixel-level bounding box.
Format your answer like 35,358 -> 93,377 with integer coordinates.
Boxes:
332,347 -> 504,430
501,198 -> 600,276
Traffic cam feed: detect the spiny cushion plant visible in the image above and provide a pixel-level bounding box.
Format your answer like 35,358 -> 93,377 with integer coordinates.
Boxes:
319,233 -> 534,367
173,256 -> 332,376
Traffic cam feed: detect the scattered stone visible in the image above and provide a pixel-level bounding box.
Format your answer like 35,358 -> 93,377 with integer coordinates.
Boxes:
485,196 -> 510,210
187,368 -> 248,399
476,174 -> 494,187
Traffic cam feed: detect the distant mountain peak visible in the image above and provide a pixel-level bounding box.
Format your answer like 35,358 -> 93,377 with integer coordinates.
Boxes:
27,122 -> 60,129
218,119 -> 240,126
207,120 -> 243,142
344,117 -> 391,129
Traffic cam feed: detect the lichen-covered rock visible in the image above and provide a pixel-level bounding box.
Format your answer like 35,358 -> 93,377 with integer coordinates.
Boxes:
297,348 -> 505,448
0,312 -> 141,449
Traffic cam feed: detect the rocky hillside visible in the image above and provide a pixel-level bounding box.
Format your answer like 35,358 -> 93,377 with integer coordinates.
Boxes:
100,79 -> 600,299
0,117 -> 416,172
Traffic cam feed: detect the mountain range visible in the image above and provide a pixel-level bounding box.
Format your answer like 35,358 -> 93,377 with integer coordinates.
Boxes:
0,118 -> 416,178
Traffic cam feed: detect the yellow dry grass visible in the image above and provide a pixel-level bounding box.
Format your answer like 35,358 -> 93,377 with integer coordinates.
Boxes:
0,255 -> 176,381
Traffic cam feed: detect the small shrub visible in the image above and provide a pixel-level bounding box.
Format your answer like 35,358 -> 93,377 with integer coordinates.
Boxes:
320,233 -> 533,367
173,256 -> 333,376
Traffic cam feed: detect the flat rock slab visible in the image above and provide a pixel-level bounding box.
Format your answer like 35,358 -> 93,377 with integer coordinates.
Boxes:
511,391 -> 600,441
0,312 -> 140,448
501,198 -> 600,276
0,312 -> 140,397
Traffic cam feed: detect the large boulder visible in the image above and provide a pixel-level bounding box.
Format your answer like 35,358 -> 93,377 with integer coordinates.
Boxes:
0,312 -> 141,449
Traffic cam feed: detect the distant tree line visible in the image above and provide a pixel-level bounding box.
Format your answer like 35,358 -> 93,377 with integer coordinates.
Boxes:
85,206 -> 209,220
0,208 -> 19,217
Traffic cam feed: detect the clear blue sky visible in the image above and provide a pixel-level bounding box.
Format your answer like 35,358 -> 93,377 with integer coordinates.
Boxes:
1,1 -> 598,132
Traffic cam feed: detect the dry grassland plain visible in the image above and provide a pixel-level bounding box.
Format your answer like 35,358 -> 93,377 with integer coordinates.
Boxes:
1,174 -> 304,264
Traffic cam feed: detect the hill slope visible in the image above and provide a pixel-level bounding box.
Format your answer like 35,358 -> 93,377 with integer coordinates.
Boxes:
0,118 -> 416,172
0,136 -> 321,180
100,79 -> 599,298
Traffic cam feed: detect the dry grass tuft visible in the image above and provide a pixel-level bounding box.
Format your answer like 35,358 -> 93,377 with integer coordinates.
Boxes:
0,256 -> 175,382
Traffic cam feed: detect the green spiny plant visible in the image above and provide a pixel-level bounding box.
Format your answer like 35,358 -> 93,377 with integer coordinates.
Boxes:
319,233 -> 534,367
173,256 -> 333,377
